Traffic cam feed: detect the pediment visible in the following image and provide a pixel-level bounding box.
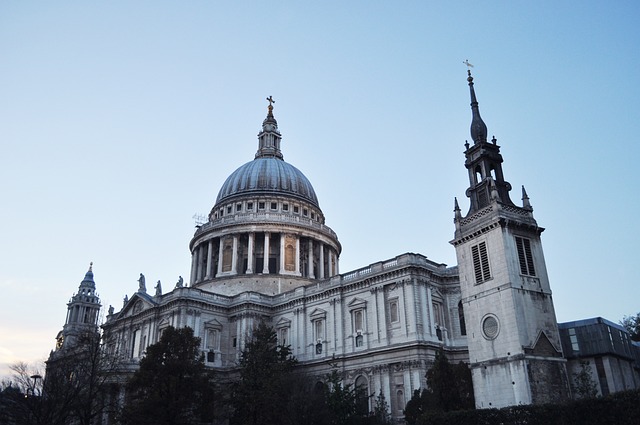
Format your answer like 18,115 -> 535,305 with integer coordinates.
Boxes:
431,289 -> 444,300
526,330 -> 562,357
276,317 -> 291,329
121,292 -> 156,316
348,297 -> 367,310
157,317 -> 171,329
204,318 -> 223,330
309,308 -> 327,320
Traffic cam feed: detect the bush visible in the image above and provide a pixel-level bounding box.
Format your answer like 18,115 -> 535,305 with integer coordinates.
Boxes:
415,389 -> 640,425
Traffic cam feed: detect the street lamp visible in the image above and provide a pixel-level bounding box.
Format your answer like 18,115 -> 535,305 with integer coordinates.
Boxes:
30,374 -> 42,396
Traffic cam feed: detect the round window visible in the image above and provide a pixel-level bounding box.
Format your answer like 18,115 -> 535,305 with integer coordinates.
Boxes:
482,315 -> 499,340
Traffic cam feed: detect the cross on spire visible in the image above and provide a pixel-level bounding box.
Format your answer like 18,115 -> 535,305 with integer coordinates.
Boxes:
266,96 -> 275,116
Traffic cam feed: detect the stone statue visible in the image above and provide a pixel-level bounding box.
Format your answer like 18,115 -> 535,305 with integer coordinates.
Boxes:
155,280 -> 162,296
123,294 -> 129,306
108,305 -> 114,315
138,273 -> 146,292
175,275 -> 184,288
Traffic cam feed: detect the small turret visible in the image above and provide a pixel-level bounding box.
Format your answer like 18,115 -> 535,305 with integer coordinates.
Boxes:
255,96 -> 284,159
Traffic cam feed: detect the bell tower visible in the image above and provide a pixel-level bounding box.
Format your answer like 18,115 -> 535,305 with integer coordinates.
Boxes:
451,71 -> 570,408
55,263 -> 102,351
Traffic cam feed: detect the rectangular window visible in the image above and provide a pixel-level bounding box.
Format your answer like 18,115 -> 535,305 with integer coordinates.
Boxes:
314,320 -> 324,342
388,299 -> 399,324
271,202 -> 277,210
353,310 -> 363,332
278,328 -> 289,346
247,202 -> 254,211
293,206 -> 299,213
432,302 -> 443,327
283,204 -> 289,211
131,329 -> 141,359
515,236 -> 536,276
258,202 -> 265,210
471,241 -> 491,283
236,203 -> 242,212
206,329 -> 220,350
568,328 -> 579,351
303,208 -> 308,217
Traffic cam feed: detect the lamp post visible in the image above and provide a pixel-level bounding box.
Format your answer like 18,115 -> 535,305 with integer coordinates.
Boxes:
30,374 -> 42,396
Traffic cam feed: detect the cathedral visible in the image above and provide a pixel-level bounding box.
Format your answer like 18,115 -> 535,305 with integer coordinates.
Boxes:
49,72 -> 639,420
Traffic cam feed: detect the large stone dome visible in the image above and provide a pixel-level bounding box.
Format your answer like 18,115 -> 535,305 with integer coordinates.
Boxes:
216,157 -> 319,207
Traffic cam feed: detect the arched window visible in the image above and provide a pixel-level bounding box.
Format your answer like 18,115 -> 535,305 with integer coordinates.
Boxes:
355,376 -> 369,415
474,165 -> 483,184
396,389 -> 405,414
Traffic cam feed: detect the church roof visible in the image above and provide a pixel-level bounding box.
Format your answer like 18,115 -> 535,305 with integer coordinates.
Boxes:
215,157 -> 319,207
214,98 -> 319,208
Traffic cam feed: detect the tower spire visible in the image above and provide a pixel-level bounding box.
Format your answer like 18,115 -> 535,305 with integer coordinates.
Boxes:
468,70 -> 488,144
255,96 -> 284,159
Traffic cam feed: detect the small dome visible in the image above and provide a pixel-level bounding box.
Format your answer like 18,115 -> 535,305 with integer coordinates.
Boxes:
216,157 -> 319,207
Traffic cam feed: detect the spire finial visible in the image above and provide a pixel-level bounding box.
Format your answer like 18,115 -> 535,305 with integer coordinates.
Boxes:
266,95 -> 275,116
467,70 -> 488,144
522,185 -> 533,211
88,262 -> 93,272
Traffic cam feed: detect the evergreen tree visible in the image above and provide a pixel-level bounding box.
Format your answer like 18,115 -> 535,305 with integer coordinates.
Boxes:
404,350 -> 474,424
121,326 -> 216,425
230,321 -> 297,425
371,390 -> 393,425
323,367 -> 361,425
573,360 -> 599,399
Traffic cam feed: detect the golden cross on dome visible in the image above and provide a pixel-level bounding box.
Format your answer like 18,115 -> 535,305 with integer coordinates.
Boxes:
266,95 -> 275,107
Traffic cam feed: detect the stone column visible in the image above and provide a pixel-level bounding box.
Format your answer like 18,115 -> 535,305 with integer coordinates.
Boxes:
319,244 -> 325,279
427,287 -> 435,336
377,288 -> 387,343
246,232 -> 254,274
329,250 -> 334,277
263,232 -> 270,274
295,236 -> 300,275
308,239 -> 314,278
190,247 -> 198,285
231,234 -> 238,274
371,287 -> 381,343
217,237 -> 224,276
205,240 -> 213,279
279,233 -> 285,274
195,246 -> 202,283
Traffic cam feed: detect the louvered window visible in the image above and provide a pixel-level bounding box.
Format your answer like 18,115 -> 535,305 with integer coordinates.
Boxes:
471,241 -> 491,283
515,236 -> 536,276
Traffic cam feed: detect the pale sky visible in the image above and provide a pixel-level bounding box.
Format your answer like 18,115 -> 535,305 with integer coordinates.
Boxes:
1,1 -> 639,378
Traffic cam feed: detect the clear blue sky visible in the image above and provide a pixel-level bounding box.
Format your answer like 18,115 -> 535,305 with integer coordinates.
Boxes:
1,1 -> 639,377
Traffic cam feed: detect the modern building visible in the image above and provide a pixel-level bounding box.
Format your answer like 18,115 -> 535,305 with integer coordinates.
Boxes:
559,317 -> 640,396
49,73 -> 638,420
